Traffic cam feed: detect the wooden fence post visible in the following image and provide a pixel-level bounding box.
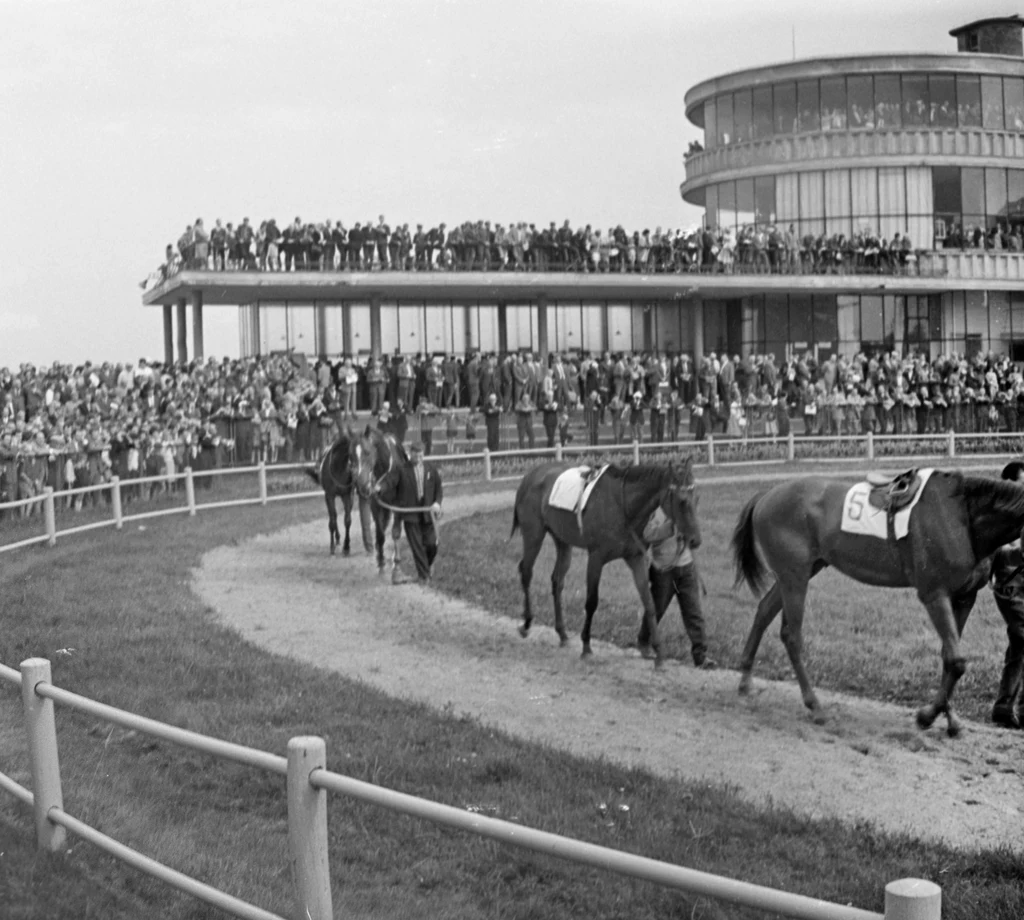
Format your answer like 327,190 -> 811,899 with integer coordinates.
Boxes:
884,878 -> 941,920
866,431 -> 874,462
632,440 -> 640,464
947,430 -> 955,459
184,468 -> 197,516
43,488 -> 56,547
110,476 -> 123,530
787,430 -> 795,462
555,443 -> 563,461
258,462 -> 268,505
706,435 -> 715,467
287,736 -> 333,920
20,658 -> 66,852
483,449 -> 492,481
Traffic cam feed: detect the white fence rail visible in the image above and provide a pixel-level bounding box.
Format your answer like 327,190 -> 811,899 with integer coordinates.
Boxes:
1,658 -> 940,920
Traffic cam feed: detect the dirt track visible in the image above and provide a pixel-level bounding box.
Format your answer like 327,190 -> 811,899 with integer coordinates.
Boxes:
193,489 -> 1024,854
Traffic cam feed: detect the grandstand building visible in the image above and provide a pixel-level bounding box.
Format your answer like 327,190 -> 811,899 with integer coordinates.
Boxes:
143,15 -> 1024,366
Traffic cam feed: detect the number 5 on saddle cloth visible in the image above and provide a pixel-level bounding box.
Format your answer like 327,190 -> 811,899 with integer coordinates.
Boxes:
840,468 -> 933,541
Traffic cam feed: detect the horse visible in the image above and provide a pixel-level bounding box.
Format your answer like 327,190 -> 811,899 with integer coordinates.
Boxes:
730,469 -> 1024,736
305,430 -> 372,556
511,457 -> 700,666
352,426 -> 407,578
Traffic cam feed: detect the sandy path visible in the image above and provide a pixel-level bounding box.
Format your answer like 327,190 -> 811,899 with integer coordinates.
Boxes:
193,490 -> 1024,853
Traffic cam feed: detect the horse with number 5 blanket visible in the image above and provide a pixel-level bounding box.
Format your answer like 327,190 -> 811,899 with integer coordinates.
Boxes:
731,468 -> 1024,737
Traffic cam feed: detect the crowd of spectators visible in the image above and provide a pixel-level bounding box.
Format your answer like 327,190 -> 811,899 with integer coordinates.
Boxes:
144,215 -> 950,290
3,347 -> 1024,518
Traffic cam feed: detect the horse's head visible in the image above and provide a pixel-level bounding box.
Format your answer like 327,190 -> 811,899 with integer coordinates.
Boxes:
661,456 -> 701,550
354,426 -> 406,500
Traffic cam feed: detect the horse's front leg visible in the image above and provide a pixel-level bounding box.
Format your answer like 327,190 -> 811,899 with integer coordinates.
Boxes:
626,553 -> 663,668
916,592 -> 967,737
341,499 -> 352,557
549,539 -> 573,651
580,552 -> 607,658
358,495 -> 374,554
325,494 -> 338,556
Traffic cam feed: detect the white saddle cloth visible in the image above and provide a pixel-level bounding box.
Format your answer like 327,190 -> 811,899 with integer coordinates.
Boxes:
548,465 -> 609,515
840,468 -> 934,541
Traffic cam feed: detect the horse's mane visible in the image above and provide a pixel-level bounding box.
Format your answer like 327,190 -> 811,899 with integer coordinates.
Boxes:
961,474 -> 1024,519
602,462 -> 686,486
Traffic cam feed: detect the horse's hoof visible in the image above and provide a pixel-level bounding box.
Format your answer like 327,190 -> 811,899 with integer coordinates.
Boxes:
342,547 -> 350,557
557,633 -> 569,648
738,673 -> 752,696
946,710 -> 963,739
392,570 -> 412,585
637,642 -> 654,660
580,647 -> 593,659
518,624 -> 530,639
653,657 -> 665,671
329,547 -> 336,556
916,706 -> 938,730
803,694 -> 821,712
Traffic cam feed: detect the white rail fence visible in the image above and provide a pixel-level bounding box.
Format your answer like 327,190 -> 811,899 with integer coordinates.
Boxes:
1,658 -> 940,920
2,429 -> 1022,554
5,435 -> 999,917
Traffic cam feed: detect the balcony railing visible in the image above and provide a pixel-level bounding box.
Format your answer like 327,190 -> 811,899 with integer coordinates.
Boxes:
683,127 -> 1024,184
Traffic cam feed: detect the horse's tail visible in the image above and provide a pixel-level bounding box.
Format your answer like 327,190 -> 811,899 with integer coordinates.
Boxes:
305,467 -> 321,487
731,492 -> 768,595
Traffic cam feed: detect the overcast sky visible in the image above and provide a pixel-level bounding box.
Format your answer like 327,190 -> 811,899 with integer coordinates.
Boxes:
0,0 -> 1012,367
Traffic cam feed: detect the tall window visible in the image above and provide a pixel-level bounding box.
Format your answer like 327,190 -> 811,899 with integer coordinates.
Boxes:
932,165 -> 962,245
847,75 -> 874,129
717,93 -> 734,146
901,74 -> 929,127
961,168 -> 986,240
754,176 -> 776,226
753,86 -> 773,139
928,75 -> 956,128
733,89 -> 753,143
796,80 -> 820,133
774,82 -> 797,135
820,77 -> 847,131
982,75 -> 1004,129
703,99 -> 717,149
1004,77 -> 1024,130
985,168 -> 1008,231
956,76 -> 982,127
874,75 -> 902,129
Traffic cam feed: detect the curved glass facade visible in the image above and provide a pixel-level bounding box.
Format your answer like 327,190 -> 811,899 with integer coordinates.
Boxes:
702,72 -> 1024,148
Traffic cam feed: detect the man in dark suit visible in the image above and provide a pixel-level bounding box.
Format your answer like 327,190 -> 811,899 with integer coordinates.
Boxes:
397,441 -> 443,583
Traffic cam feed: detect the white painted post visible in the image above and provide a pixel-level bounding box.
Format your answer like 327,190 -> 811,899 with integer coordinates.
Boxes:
947,430 -> 955,459
110,476 -> 123,530
884,878 -> 941,920
554,442 -> 563,461
287,736 -> 333,920
43,488 -> 56,547
866,431 -> 874,462
20,658 -> 66,852
184,467 -> 196,516
632,440 -> 640,464
787,430 -> 795,462
258,461 -> 268,505
706,434 -> 715,467
483,449 -> 492,481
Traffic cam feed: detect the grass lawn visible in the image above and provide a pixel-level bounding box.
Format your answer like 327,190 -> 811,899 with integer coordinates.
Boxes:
0,468 -> 1021,919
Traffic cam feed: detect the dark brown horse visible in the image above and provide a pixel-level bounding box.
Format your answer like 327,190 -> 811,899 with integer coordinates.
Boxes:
731,470 -> 1024,736
511,457 -> 700,666
352,426 -> 407,575
305,431 -> 372,556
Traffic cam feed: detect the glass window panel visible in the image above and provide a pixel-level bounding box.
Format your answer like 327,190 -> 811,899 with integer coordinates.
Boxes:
608,304 -> 633,353
741,296 -> 764,353
860,295 -> 884,343
820,77 -> 847,131
631,304 -> 648,353
705,183 -> 720,231
932,166 -> 962,213
874,74 -> 902,129
929,75 -> 956,127
476,305 -> 499,353
990,292 -> 1011,355
774,82 -> 796,134
956,75 -> 982,127
1012,293 -> 1024,338
902,75 -> 929,127
733,89 -> 752,143
450,304 -> 467,355
796,80 -> 820,132
884,296 -> 905,352
348,304 -> 371,356
848,75 -> 874,129
380,304 -> 400,354
556,303 -> 583,352
504,305 -> 531,352
986,168 -> 1008,228
653,304 -> 683,354
962,167 -> 985,216
965,292 -> 989,356
704,98 -> 720,148
322,305 -> 345,357
736,177 -> 756,228
259,304 -> 288,354
287,304 -> 316,355
764,295 -> 789,348
754,176 -> 776,225
719,181 -> 737,232
717,93 -> 734,145
753,86 -> 773,138
789,295 -> 812,345
1005,77 -> 1024,130
702,301 -> 727,356
424,304 -> 453,354
704,99 -> 717,149
1009,169 -> 1024,216
813,296 -> 838,347
982,76 -> 1004,129
837,295 -> 861,345
398,303 -> 426,355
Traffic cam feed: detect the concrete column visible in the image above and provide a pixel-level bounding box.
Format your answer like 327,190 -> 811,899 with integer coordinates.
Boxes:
497,303 -> 508,354
691,299 -> 704,366
315,303 -> 328,358
251,304 -> 262,356
601,303 -> 610,354
191,290 -> 204,362
162,305 -> 174,366
342,304 -> 353,357
369,294 -> 382,358
536,295 -> 549,360
463,305 -> 473,355
176,297 -> 188,365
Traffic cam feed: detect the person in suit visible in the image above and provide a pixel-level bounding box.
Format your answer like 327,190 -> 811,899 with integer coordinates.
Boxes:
396,441 -> 443,583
